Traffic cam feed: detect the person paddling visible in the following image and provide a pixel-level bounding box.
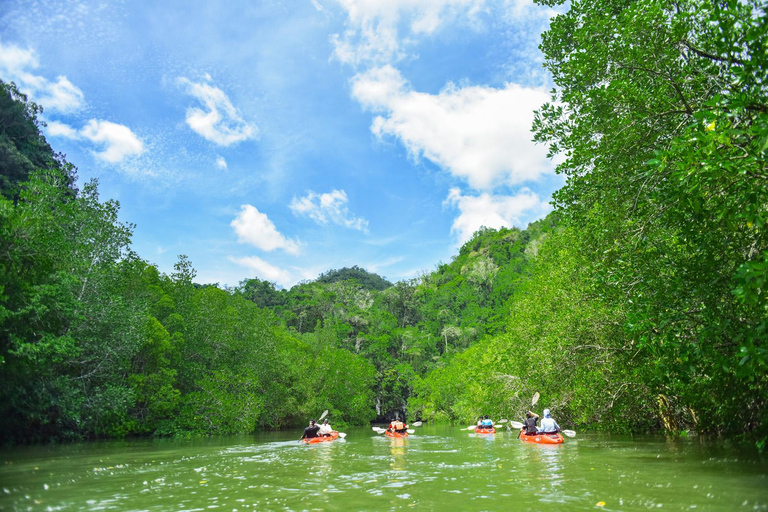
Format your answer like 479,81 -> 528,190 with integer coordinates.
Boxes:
520,410 -> 539,436
537,409 -> 560,434
479,415 -> 494,429
318,418 -> 333,437
387,419 -> 407,434
299,420 -> 320,441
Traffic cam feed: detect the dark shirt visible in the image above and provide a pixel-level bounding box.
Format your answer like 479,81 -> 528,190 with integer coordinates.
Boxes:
301,425 -> 320,439
524,416 -> 538,434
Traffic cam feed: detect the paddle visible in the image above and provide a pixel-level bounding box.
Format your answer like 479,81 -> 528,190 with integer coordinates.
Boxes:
373,425 -> 413,435
298,410 -> 331,442
516,393 -> 539,438
528,394 -> 575,437
299,409 -> 328,442
412,421 -> 422,427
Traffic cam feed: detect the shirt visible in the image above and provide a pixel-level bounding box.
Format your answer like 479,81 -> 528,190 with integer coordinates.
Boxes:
539,417 -> 559,432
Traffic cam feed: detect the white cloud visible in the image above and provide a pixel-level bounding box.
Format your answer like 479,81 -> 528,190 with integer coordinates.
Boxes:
311,0 -> 324,10
289,189 -> 369,232
179,77 -> 257,146
46,120 -> 79,139
231,204 -> 302,254
80,119 -> 145,163
38,76 -> 85,113
46,119 -> 145,164
229,256 -> 295,288
332,0 -> 486,65
215,156 -> 228,170
351,65 -> 553,190
444,187 -> 551,245
0,40 -> 85,113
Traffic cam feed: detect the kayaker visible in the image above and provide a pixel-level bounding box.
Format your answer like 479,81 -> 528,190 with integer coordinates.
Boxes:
522,411 -> 539,435
537,409 -> 560,433
300,420 -> 320,441
318,418 -> 333,436
480,415 -> 494,428
388,419 -> 407,433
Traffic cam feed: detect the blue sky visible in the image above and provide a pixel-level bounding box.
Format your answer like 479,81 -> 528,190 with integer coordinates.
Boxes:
0,0 -> 563,288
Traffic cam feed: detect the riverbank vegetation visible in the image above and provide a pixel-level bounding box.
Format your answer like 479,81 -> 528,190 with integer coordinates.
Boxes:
1,0 -> 765,447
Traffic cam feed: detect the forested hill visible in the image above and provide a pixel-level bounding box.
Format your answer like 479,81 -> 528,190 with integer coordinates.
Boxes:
316,266 -> 392,291
234,218 -> 558,422
1,0 -> 766,448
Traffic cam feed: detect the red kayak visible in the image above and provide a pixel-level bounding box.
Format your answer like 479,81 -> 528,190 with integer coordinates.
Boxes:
385,430 -> 408,438
520,432 -> 564,444
474,427 -> 496,434
302,431 -> 340,444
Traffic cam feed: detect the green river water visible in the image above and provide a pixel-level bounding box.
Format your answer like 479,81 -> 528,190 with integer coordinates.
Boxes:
1,425 -> 766,511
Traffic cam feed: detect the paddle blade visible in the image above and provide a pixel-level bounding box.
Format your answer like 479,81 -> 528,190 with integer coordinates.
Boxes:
496,419 -> 508,424
412,421 -> 422,427
532,392 -> 540,406
466,425 -> 476,430
562,429 -> 576,437
406,429 -> 415,434
372,427 -> 385,433
509,421 -> 524,429
338,432 -> 347,438
318,410 -> 329,421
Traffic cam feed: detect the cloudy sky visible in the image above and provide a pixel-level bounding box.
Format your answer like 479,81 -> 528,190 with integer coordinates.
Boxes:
0,0 -> 563,288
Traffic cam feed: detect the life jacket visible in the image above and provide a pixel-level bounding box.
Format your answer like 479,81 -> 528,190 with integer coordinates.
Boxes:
481,419 -> 493,428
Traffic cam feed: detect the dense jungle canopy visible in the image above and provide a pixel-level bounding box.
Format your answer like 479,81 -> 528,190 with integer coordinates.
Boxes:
1,0 -> 766,448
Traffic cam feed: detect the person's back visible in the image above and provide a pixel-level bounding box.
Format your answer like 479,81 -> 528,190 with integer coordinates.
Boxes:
481,416 -> 493,428
538,409 -> 559,433
523,412 -> 538,434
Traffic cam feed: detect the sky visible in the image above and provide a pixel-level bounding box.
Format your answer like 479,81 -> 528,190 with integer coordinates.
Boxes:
0,0 -> 564,288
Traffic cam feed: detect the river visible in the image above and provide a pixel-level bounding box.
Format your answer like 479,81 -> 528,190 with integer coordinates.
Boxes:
1,424 -> 766,511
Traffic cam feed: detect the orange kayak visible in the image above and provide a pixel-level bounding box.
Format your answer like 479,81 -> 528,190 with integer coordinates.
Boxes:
474,427 -> 496,434
302,431 -> 340,443
520,432 -> 564,444
385,430 -> 408,438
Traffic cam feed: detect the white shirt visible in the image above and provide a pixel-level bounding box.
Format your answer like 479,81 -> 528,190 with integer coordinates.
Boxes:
318,423 -> 333,434
539,417 -> 559,432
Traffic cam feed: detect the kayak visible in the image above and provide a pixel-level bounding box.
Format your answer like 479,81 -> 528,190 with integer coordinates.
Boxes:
385,430 -> 408,438
519,432 -> 564,444
302,431 -> 340,444
474,427 -> 496,434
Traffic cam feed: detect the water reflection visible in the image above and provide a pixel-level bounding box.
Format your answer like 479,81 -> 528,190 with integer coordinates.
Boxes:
515,441 -> 574,507
389,436 -> 407,472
